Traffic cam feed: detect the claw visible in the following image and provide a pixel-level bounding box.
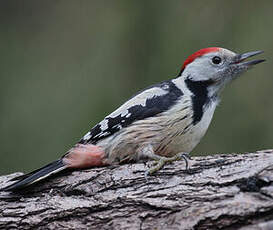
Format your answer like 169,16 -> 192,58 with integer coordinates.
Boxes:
145,152 -> 191,178
144,170 -> 149,182
176,153 -> 190,171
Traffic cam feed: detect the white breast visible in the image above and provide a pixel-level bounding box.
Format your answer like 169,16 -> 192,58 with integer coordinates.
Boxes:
167,100 -> 217,154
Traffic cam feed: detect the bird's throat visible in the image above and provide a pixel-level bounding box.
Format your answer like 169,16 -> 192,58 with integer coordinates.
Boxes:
184,78 -> 215,125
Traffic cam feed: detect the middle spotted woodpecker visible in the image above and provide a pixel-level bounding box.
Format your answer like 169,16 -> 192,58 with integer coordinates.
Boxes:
3,47 -> 265,191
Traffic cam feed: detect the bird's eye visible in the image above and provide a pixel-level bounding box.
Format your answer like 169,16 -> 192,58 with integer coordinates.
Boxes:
212,56 -> 222,65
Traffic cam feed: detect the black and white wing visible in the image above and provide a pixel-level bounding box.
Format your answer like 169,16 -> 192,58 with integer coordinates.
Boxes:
79,80 -> 184,144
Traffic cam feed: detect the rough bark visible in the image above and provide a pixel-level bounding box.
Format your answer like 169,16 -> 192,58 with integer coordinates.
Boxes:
0,149 -> 273,230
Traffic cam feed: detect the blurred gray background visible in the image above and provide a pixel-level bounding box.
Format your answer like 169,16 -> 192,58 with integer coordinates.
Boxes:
0,1 -> 272,175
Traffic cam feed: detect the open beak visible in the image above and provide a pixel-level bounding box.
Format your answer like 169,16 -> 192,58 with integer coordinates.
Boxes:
232,50 -> 265,67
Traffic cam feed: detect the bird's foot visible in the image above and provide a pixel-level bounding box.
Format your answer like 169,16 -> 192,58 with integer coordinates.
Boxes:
145,152 -> 191,179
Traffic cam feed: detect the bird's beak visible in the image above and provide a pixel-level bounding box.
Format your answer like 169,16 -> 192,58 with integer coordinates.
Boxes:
232,51 -> 265,67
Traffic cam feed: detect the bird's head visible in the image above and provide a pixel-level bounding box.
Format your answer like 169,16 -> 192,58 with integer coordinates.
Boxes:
180,47 -> 265,97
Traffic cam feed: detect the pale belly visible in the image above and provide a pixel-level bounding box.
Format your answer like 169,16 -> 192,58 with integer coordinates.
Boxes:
164,102 -> 217,155
100,101 -> 217,162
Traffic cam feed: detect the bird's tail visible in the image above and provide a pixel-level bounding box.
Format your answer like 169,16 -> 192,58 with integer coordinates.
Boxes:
1,144 -> 106,192
2,159 -> 67,192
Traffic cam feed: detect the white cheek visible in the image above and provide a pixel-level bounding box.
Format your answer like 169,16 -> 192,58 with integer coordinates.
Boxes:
183,56 -> 222,82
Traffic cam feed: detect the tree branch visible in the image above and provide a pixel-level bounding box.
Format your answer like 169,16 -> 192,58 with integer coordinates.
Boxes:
1,149 -> 273,229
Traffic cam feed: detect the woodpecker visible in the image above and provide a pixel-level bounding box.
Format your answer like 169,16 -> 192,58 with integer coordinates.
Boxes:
2,47 -> 265,192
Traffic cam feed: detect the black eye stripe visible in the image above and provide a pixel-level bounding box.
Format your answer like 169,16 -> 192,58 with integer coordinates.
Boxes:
212,56 -> 222,64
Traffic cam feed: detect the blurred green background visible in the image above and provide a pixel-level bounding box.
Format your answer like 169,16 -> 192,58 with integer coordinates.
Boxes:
0,1 -> 272,175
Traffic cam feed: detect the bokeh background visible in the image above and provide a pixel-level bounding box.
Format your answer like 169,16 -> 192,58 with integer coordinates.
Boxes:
0,1 -> 272,175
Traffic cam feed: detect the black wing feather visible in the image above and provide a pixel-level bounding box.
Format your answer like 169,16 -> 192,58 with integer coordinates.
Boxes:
79,80 -> 183,144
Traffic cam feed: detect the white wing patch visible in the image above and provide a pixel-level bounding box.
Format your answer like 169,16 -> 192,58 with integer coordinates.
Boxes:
83,131 -> 91,140
88,87 -> 168,141
99,119 -> 109,131
107,87 -> 168,119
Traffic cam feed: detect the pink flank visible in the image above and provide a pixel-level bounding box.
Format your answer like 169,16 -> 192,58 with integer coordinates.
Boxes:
182,47 -> 220,71
63,144 -> 106,168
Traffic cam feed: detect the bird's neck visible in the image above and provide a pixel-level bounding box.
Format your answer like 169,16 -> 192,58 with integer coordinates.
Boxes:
174,76 -> 219,125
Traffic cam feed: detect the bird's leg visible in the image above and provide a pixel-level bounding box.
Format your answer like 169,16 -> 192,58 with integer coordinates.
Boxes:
138,145 -> 191,179
146,152 -> 191,176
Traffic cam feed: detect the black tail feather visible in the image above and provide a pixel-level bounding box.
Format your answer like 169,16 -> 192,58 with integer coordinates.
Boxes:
2,159 -> 67,192
9,159 -> 66,182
